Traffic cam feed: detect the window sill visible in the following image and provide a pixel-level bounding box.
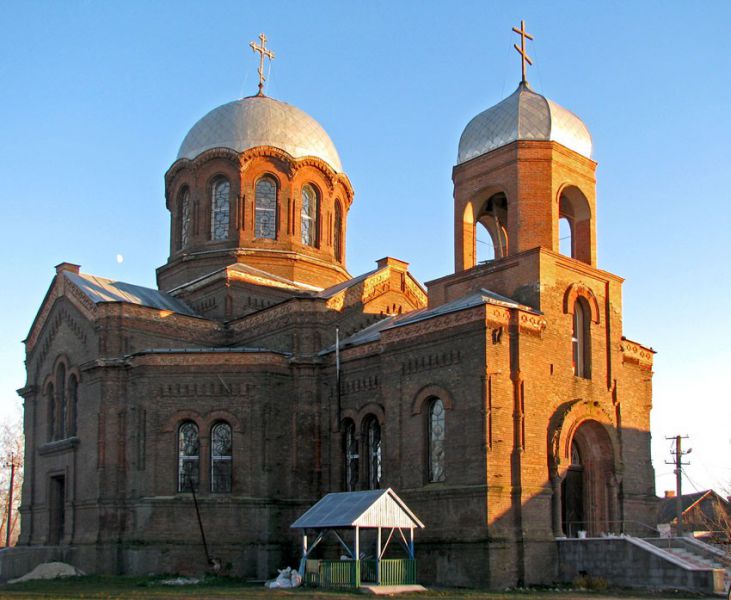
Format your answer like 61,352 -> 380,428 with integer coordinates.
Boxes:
39,437 -> 80,455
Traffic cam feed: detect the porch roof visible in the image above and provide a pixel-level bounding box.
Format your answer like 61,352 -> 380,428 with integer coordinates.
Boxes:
291,488 -> 424,530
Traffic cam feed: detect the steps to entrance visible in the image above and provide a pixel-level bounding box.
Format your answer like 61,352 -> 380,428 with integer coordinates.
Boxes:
557,535 -> 728,594
644,537 -> 731,592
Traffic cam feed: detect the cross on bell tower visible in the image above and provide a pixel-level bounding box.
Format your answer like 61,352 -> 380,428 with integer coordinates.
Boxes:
512,20 -> 534,83
250,33 -> 275,96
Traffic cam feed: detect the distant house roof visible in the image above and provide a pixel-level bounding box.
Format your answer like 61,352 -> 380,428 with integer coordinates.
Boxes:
657,489 -> 730,525
291,488 -> 424,530
65,271 -> 198,317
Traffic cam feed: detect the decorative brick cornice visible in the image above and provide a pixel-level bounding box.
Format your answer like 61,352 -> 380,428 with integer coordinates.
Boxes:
39,436 -> 80,456
517,311 -> 547,336
404,275 -> 427,307
485,305 -> 510,327
621,337 -> 655,369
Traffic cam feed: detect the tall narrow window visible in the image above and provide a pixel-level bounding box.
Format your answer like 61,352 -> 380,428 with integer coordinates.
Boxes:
301,184 -> 319,246
47,383 -> 55,442
572,299 -> 591,378
343,419 -> 359,492
334,201 -> 343,262
211,178 -> 230,240
56,364 -> 66,440
210,422 -> 232,493
68,374 -> 78,436
428,398 -> 446,482
255,176 -> 277,239
177,422 -> 200,492
364,417 -> 382,490
180,188 -> 191,249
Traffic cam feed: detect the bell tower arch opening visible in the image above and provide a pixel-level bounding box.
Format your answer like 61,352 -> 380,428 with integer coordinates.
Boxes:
560,419 -> 618,537
476,192 -> 509,262
558,186 -> 592,264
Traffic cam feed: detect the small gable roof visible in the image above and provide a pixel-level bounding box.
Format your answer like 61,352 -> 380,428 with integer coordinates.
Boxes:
291,488 -> 424,530
65,271 -> 197,316
657,489 -> 729,524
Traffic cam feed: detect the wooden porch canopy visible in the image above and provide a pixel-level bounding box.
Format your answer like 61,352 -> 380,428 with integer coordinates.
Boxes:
291,488 -> 425,586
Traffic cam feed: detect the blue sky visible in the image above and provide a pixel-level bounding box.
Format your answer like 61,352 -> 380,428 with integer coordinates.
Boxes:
1,1 -> 729,496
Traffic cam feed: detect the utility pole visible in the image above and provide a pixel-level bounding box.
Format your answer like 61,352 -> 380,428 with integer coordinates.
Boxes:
665,435 -> 691,537
5,454 -> 15,548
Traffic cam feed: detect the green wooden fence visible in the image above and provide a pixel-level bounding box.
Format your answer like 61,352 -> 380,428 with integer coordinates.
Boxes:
307,559 -> 416,588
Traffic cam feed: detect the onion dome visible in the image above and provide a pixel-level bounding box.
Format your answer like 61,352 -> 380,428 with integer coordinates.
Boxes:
457,82 -> 592,164
177,95 -> 343,172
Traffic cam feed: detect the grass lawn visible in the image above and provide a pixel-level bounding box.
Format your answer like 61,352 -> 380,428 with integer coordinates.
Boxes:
0,576 -> 711,600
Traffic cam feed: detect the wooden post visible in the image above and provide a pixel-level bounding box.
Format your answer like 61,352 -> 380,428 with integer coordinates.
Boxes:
354,526 -> 360,587
376,526 -> 382,584
299,533 -> 308,576
409,528 -> 414,559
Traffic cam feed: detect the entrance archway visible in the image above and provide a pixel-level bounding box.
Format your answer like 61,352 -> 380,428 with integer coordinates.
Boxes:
560,420 -> 617,536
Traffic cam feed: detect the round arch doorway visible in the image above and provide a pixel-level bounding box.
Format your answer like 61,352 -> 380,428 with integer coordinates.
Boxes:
561,420 -> 619,537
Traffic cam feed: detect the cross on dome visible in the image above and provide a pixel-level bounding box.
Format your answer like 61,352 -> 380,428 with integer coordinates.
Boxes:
512,20 -> 534,83
250,32 -> 275,96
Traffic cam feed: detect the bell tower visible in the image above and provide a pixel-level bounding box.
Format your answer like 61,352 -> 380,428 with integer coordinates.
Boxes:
453,104 -> 597,270
428,23 -> 601,309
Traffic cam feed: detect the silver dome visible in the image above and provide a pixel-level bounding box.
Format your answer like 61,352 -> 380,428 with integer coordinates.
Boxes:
177,95 -> 343,172
457,82 -> 592,164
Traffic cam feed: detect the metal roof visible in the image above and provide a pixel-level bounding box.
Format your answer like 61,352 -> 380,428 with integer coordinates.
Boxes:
177,95 -> 343,172
291,488 -> 424,530
388,287 -> 537,331
319,288 -> 538,355
64,271 -> 198,317
458,82 -> 592,164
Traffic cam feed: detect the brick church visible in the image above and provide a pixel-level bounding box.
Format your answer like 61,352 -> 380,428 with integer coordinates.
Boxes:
9,31 -> 657,587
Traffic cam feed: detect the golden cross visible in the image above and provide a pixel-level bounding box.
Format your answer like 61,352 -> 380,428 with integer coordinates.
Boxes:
250,33 -> 275,96
512,20 -> 534,84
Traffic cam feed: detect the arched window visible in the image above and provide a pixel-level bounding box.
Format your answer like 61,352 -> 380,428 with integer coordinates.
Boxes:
56,364 -> 66,440
179,188 -> 191,249
47,383 -> 55,442
210,422 -> 232,493
255,176 -> 277,239
343,419 -> 359,492
210,178 -> 230,241
68,374 -> 78,436
300,184 -> 319,247
364,416 -> 382,490
334,201 -> 343,262
177,422 -> 200,492
572,298 -> 591,379
428,398 -> 446,482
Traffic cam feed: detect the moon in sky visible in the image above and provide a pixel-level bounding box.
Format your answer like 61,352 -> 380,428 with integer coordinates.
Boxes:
116,254 -> 124,264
